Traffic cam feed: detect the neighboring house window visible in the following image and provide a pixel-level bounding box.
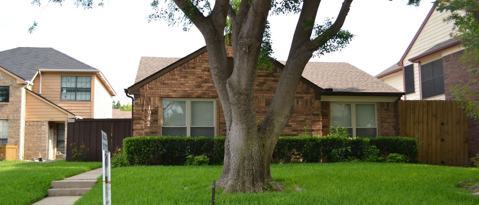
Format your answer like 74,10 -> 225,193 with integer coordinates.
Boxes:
404,64 -> 415,94
0,120 -> 7,144
0,86 -> 9,102
61,76 -> 91,101
162,99 -> 215,137
330,103 -> 377,137
421,59 -> 444,98
56,124 -> 65,155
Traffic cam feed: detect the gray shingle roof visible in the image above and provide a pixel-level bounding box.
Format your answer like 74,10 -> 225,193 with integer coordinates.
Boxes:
135,54 -> 400,94
0,47 -> 98,80
302,62 -> 400,93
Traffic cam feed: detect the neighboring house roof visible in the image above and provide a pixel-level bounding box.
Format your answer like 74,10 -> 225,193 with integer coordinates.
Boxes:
26,89 -> 76,117
112,109 -> 132,119
0,47 -> 116,96
135,57 -> 179,82
0,47 -> 97,80
376,63 -> 402,79
128,47 -> 401,95
409,38 -> 461,62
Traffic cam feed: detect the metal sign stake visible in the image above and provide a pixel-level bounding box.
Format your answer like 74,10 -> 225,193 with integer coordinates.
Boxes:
101,130 -> 111,205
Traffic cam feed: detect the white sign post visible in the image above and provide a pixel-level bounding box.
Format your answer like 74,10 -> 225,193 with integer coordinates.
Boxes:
101,131 -> 111,205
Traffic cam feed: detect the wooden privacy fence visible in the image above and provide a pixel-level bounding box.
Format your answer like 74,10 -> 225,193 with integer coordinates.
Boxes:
66,119 -> 132,161
399,101 -> 469,166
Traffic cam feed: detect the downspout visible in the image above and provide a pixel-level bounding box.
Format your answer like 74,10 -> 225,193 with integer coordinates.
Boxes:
39,70 -> 42,94
125,89 -> 134,135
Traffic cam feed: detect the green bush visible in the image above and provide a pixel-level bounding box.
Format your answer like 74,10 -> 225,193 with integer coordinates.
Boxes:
111,150 -> 129,168
362,145 -> 382,162
124,136 -> 417,165
185,154 -> 210,166
386,153 -> 408,163
370,137 -> 417,162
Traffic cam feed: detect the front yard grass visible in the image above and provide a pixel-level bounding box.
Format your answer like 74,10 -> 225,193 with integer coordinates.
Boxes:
77,162 -> 479,205
0,160 -> 100,205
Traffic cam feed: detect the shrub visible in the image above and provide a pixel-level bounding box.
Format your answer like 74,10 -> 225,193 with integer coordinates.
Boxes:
362,145 -> 382,162
185,154 -> 210,166
111,149 -> 129,168
370,137 -> 417,162
70,145 -> 88,161
329,127 -> 351,138
124,136 -> 417,165
386,153 -> 408,163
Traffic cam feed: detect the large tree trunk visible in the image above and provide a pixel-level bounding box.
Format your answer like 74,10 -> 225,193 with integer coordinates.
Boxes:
173,0 -> 353,193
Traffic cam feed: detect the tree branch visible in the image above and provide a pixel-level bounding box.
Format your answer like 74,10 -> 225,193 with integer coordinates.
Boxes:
259,0 -> 322,137
173,0 -> 210,32
309,0 -> 353,50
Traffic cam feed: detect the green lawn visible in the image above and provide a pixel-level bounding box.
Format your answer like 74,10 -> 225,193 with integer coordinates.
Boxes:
77,163 -> 479,205
0,160 -> 100,205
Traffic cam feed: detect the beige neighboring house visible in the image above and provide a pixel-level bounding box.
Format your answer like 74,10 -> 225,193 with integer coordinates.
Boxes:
377,4 -> 469,100
0,47 -> 116,160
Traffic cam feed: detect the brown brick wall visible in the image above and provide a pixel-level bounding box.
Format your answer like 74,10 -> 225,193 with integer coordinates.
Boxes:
131,51 -> 399,137
132,51 -> 324,136
378,102 -> 399,136
442,51 -> 479,157
24,121 -> 48,160
0,69 -> 23,147
443,51 -> 479,100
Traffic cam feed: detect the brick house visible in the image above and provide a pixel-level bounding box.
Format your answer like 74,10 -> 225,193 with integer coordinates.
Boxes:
126,47 -> 403,138
0,47 -> 116,160
376,4 -> 479,157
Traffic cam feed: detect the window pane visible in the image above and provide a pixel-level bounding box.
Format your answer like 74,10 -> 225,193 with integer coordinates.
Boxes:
76,88 -> 91,101
162,127 -> 187,136
76,77 -> 91,88
331,103 -> 352,128
163,100 -> 186,126
0,120 -> 8,144
191,101 -> 214,127
61,88 -> 76,100
356,104 -> 376,128
56,124 -> 65,154
61,77 -> 76,88
191,127 -> 215,137
356,128 -> 377,137
0,86 -> 9,102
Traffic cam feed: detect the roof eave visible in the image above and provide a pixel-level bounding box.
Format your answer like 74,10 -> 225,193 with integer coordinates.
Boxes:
408,40 -> 462,63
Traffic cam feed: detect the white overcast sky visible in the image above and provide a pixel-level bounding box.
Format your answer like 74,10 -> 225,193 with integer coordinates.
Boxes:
0,0 -> 433,102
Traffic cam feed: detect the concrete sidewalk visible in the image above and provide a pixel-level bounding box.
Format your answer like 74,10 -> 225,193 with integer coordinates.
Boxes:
33,168 -> 102,205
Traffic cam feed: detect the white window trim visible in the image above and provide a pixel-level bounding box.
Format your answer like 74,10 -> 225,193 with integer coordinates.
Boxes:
330,102 -> 378,137
0,119 -> 8,143
162,98 -> 217,136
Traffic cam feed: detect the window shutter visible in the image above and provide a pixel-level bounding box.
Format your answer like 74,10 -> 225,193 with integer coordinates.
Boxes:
404,65 -> 415,94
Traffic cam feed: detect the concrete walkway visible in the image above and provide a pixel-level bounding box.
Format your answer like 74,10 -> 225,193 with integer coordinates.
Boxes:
33,168 -> 102,205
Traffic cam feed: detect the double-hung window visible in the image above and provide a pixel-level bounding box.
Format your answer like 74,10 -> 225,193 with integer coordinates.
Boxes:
0,120 -> 8,144
162,99 -> 215,137
61,76 -> 91,101
0,86 -> 9,102
330,103 -> 377,137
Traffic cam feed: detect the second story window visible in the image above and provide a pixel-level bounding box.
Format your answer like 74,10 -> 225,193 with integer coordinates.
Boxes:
421,59 -> 444,98
0,86 -> 9,102
61,76 -> 91,101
